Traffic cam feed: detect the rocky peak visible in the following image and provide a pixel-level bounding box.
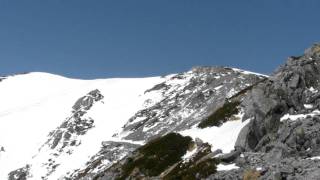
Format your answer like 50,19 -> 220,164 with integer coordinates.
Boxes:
237,44 -> 320,150
273,45 -> 320,89
305,43 -> 320,58
231,44 -> 320,179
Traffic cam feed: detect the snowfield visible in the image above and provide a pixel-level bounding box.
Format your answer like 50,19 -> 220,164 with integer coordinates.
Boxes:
180,112 -> 249,154
0,72 -> 163,179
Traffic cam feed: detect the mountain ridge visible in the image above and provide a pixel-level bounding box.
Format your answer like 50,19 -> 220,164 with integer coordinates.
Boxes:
2,43 -> 320,179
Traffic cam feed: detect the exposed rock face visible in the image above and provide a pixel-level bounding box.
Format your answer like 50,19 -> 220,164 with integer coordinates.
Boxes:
67,141 -> 140,180
226,44 -> 320,179
8,166 -> 30,180
9,89 -> 105,179
212,114 -> 320,179
236,44 -> 320,152
46,89 -> 104,151
122,67 -> 264,142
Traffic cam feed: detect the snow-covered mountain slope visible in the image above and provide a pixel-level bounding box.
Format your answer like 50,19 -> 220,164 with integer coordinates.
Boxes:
0,67 -> 265,179
0,72 -> 163,179
68,67 -> 265,180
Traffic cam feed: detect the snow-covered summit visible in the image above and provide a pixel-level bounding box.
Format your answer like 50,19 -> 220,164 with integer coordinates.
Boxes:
0,67 -> 265,179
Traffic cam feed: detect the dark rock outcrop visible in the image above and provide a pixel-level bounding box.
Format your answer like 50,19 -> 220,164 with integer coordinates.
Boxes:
9,89 -> 105,180
8,165 -> 30,180
67,141 -> 140,180
236,43 -> 320,152
226,43 -> 320,179
48,89 -> 104,150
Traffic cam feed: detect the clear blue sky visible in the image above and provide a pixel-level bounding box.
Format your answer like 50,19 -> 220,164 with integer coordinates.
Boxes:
0,0 -> 320,79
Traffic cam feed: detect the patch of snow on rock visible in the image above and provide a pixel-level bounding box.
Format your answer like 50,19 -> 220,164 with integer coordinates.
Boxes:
182,147 -> 198,162
304,104 -> 314,109
280,110 -> 320,122
180,115 -> 249,154
232,68 -> 269,77
226,88 -> 237,98
217,163 -> 239,171
309,87 -> 318,93
309,156 -> 320,160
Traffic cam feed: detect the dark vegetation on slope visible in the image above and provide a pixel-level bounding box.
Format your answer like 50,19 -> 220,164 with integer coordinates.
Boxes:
198,100 -> 241,128
117,133 -> 193,179
163,143 -> 219,180
197,78 -> 268,129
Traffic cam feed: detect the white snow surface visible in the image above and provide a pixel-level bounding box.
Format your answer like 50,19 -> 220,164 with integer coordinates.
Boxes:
0,72 -> 164,179
304,104 -> 314,109
182,147 -> 198,162
309,156 -> 320,160
232,68 -> 269,77
180,113 -> 249,154
217,163 -> 239,171
309,87 -> 318,93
